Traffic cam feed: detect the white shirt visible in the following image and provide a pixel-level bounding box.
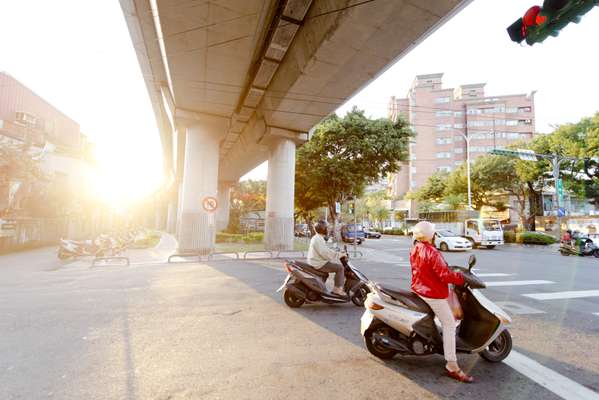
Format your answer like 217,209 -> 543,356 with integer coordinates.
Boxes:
307,234 -> 340,268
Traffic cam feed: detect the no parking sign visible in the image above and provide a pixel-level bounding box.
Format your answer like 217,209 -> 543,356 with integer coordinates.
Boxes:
202,196 -> 218,213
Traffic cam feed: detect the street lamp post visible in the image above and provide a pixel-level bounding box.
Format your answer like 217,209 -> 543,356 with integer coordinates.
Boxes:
457,132 -> 473,209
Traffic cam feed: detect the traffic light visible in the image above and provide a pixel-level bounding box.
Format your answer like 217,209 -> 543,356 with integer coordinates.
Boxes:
507,0 -> 598,45
348,202 -> 355,215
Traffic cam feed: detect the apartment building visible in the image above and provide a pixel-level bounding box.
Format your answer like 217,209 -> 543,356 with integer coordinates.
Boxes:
388,73 -> 536,198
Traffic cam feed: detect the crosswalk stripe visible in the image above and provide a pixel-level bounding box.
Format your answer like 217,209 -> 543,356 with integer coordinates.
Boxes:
485,280 -> 554,287
496,301 -> 545,315
523,290 -> 599,300
505,351 -> 599,400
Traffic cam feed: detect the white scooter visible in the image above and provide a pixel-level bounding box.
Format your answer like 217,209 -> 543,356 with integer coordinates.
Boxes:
360,255 -> 513,363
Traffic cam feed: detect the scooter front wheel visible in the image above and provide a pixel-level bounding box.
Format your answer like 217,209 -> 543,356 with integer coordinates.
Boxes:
351,284 -> 369,307
480,329 -> 512,362
283,288 -> 305,308
364,324 -> 398,360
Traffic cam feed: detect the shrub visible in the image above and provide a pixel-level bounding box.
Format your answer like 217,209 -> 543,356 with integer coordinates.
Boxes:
243,232 -> 264,243
216,233 -> 244,243
503,231 -> 516,243
516,231 -> 557,245
384,228 -> 405,236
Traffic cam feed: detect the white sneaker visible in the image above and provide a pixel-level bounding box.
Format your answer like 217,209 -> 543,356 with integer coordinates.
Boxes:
332,287 -> 347,296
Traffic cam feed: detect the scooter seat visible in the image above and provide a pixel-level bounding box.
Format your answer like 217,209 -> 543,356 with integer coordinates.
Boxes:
377,284 -> 433,314
292,261 -> 330,280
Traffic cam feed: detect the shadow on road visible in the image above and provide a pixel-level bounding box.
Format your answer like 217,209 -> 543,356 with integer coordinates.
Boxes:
204,259 -> 573,400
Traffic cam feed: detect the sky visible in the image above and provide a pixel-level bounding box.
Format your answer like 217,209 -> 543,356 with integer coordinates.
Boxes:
1,0 -> 598,188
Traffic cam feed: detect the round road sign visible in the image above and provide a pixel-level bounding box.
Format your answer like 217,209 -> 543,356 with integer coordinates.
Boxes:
202,196 -> 218,212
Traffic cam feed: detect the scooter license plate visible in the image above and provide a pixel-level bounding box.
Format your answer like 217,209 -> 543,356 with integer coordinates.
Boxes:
276,274 -> 292,292
360,312 -> 374,336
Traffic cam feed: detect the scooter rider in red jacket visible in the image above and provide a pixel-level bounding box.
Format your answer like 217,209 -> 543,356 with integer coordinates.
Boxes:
410,221 -> 473,383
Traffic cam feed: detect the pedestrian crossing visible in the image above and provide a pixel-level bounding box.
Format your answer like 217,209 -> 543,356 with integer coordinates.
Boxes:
475,270 -> 599,318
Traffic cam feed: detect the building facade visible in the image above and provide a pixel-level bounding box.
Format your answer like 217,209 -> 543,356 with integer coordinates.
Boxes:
388,73 -> 536,199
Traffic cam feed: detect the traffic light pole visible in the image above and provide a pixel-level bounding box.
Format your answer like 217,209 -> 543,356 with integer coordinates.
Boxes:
551,156 -> 562,240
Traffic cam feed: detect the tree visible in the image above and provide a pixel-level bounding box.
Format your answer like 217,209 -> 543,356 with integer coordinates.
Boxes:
412,171 -> 448,203
295,108 -> 412,238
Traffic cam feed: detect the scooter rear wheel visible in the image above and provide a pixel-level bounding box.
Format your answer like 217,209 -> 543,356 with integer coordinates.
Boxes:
480,329 -> 512,362
283,288 -> 305,308
364,324 -> 398,360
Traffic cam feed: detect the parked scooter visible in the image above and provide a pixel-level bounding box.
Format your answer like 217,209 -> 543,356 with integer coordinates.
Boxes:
360,255 -> 513,363
277,247 -> 370,308
559,237 -> 599,257
58,235 -> 111,260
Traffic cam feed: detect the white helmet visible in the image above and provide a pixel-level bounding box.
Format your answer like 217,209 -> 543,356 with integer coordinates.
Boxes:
413,221 -> 435,242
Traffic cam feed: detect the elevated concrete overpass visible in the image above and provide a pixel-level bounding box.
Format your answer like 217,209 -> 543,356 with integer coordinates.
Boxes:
120,0 -> 471,253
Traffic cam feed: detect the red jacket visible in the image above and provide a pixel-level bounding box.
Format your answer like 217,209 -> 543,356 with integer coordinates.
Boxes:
410,241 -> 465,299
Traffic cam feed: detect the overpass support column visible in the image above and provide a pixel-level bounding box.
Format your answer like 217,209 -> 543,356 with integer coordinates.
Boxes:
265,137 -> 296,251
166,186 -> 179,234
216,181 -> 234,231
177,123 -> 222,254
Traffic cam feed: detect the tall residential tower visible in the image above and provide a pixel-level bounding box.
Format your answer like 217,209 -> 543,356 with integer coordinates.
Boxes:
388,73 -> 535,200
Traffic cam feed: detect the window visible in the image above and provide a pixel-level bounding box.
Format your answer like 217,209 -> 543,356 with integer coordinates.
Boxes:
436,110 -> 453,117
436,137 -> 452,145
454,161 -> 464,166
435,97 -> 450,104
507,133 -> 521,140
454,136 -> 465,142
409,154 -> 417,160
467,108 -> 482,115
518,119 -> 532,125
437,166 -> 452,172
494,119 -> 506,125
506,120 -> 518,126
454,111 -> 463,117
436,124 -> 453,131
436,152 -> 452,159
518,106 -> 532,113
411,167 -> 417,173
468,120 -> 493,127
454,148 -> 463,154
506,107 -> 518,113
454,123 -> 464,129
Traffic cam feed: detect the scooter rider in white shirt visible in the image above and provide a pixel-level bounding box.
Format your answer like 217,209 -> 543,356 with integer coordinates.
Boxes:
307,220 -> 347,296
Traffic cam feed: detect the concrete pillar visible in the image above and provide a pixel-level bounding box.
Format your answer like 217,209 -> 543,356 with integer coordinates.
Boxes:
177,124 -> 221,254
166,199 -> 178,234
216,181 -> 234,232
264,137 -> 296,251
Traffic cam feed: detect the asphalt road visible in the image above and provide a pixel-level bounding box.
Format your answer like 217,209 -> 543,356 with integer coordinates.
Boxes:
1,237 -> 598,399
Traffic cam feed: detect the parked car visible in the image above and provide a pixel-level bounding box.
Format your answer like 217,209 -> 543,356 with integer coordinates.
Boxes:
341,224 -> 365,244
364,229 -> 381,239
434,230 -> 473,252
294,224 -> 310,237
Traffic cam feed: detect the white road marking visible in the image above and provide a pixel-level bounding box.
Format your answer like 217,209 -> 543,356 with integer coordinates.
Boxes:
476,273 -> 515,277
504,351 -> 599,400
594,313 -> 599,316
523,290 -> 599,300
496,301 -> 545,315
485,280 -> 554,287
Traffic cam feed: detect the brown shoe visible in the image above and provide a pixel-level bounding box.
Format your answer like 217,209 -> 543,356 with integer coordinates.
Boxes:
446,369 -> 474,383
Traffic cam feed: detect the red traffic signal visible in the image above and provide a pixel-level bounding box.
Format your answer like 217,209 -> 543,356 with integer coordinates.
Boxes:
507,0 -> 598,45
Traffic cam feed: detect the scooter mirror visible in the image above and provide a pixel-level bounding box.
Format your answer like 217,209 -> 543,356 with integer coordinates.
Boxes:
468,255 -> 477,271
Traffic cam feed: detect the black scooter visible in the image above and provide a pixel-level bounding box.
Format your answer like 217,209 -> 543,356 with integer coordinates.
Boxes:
559,237 -> 599,257
277,248 -> 369,308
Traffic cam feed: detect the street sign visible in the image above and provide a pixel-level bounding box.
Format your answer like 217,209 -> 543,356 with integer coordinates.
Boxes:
488,148 -> 537,161
557,207 -> 566,217
202,196 -> 218,213
335,202 -> 341,214
516,148 -> 538,161
557,178 -> 564,203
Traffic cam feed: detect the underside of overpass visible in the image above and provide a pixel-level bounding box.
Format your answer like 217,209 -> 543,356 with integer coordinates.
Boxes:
120,0 -> 472,252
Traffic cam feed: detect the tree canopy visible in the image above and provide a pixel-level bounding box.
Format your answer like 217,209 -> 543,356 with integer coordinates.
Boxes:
295,107 -> 413,224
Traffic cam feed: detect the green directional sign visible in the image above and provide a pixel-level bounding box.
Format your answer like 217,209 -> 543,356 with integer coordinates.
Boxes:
488,149 -> 520,157
488,149 -> 538,161
557,178 -> 564,203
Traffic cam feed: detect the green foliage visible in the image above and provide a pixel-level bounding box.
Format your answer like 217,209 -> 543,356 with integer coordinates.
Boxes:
228,180 -> 266,233
384,228 -> 405,236
503,231 -> 516,243
413,171 -> 448,203
295,107 -> 413,222
516,231 -> 556,245
216,232 -> 264,244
